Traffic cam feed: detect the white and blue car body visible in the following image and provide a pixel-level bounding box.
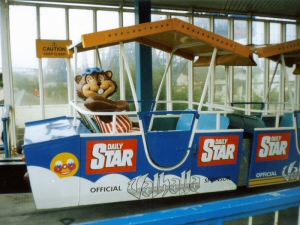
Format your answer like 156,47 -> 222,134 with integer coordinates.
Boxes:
23,19 -> 300,209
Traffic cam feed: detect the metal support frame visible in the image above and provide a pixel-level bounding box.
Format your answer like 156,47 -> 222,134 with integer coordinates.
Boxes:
36,6 -> 45,119
198,47 -> 218,111
1,0 -> 16,152
2,104 -> 10,158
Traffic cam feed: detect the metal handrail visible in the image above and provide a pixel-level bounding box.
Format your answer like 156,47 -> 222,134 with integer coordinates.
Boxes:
0,104 -> 10,158
80,186 -> 300,225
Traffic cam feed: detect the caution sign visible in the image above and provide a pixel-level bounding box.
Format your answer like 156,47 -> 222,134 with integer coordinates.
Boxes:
36,39 -> 73,58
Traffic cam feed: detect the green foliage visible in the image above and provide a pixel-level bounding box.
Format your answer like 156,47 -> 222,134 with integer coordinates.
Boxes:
45,83 -> 68,104
268,87 -> 279,103
252,90 -> 263,102
13,72 -> 39,93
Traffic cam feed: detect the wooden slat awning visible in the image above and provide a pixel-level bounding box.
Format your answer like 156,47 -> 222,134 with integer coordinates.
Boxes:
68,18 -> 256,66
257,39 -> 300,75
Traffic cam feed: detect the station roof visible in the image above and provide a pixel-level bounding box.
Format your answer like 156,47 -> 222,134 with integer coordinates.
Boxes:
36,0 -> 300,21
68,18 -> 256,66
257,39 -> 300,74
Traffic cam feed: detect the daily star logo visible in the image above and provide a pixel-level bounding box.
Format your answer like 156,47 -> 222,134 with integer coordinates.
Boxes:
256,133 -> 290,162
198,135 -> 239,166
86,140 -> 137,174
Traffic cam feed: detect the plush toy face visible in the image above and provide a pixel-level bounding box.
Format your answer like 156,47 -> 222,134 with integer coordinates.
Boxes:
75,70 -> 116,99
78,74 -> 101,98
75,69 -> 128,112
98,71 -> 116,98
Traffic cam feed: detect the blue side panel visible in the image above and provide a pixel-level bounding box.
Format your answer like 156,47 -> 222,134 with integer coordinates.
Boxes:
24,136 -> 80,171
248,129 -> 298,187
145,130 -> 192,167
78,130 -> 243,207
22,117 -> 81,209
80,135 -> 145,182
295,111 -> 300,149
23,116 -> 81,174
23,116 -> 244,209
80,133 -> 193,182
191,131 -> 243,185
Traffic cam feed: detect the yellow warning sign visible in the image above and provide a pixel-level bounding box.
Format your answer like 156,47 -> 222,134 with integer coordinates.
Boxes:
36,39 -> 73,58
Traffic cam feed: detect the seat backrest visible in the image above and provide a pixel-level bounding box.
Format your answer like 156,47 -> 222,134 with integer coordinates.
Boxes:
228,113 -> 265,134
197,114 -> 230,130
176,111 -> 195,130
176,110 -> 229,130
295,111 -> 300,128
77,111 -> 101,133
280,113 -> 293,127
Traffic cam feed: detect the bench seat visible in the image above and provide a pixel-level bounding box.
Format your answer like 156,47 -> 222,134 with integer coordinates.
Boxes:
227,113 -> 265,134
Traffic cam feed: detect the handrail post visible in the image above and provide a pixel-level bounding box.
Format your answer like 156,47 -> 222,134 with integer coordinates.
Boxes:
1,104 -> 10,158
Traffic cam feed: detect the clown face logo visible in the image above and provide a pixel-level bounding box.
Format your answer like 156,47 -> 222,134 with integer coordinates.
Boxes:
50,152 -> 79,178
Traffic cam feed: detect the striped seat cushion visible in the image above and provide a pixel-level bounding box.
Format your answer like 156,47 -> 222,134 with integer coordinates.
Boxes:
93,115 -> 139,133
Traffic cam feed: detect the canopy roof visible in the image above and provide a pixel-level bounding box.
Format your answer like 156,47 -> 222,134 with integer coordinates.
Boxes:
69,18 -> 256,66
257,39 -> 300,75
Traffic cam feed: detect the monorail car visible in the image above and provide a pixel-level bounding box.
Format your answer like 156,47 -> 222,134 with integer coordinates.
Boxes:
23,19 -> 300,209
